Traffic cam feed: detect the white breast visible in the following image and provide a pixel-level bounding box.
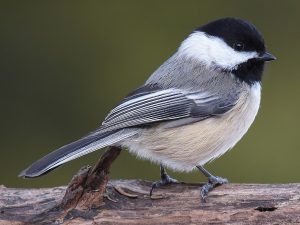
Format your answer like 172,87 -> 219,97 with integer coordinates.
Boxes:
121,83 -> 261,172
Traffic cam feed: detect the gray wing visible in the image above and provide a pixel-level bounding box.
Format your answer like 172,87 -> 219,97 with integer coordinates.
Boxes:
99,86 -> 239,132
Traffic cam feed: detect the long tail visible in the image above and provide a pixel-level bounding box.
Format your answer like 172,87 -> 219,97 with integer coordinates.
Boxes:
19,128 -> 138,178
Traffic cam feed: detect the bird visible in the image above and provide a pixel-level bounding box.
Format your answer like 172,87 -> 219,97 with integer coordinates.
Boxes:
19,17 -> 276,200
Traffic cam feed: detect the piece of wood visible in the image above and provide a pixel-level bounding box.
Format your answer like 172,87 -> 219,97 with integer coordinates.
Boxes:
2,147 -> 299,224
60,146 -> 122,211
1,181 -> 300,224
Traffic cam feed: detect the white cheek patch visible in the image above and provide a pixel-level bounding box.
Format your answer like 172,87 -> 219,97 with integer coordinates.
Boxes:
178,32 -> 258,70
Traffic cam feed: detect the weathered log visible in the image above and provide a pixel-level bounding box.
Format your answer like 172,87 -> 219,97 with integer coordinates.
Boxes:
1,181 -> 300,224
1,147 -> 300,224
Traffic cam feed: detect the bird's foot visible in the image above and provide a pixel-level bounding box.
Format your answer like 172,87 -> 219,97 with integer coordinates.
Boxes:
200,175 -> 228,202
150,173 -> 178,197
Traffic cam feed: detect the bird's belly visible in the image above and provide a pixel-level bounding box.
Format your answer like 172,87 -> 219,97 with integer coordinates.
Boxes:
121,84 -> 261,172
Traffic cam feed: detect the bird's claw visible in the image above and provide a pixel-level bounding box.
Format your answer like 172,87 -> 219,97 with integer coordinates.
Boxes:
150,175 -> 178,197
200,176 -> 228,202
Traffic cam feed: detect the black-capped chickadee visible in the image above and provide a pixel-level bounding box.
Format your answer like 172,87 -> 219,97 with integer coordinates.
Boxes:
20,17 -> 276,199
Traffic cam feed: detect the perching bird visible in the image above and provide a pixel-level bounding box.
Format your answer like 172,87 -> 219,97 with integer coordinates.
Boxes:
20,17 -> 275,199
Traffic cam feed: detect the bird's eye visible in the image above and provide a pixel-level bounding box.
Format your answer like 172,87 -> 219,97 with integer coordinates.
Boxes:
233,42 -> 244,51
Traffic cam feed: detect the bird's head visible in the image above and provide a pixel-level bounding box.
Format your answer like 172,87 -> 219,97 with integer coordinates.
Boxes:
179,17 -> 276,84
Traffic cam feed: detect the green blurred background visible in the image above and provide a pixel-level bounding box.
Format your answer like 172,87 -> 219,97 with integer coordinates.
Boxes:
0,1 -> 299,188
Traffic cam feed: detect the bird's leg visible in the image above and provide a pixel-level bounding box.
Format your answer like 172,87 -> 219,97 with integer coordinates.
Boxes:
150,164 -> 178,196
197,165 -> 228,201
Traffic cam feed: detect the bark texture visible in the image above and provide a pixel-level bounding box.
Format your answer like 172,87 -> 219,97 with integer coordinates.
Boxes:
1,181 -> 300,225
60,146 -> 122,211
1,147 -> 300,224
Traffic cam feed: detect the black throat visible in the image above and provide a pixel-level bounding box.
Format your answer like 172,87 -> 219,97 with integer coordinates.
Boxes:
231,59 -> 265,85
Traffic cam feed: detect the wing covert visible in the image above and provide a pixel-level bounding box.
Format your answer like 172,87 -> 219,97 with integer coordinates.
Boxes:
101,89 -> 195,131
98,86 -> 239,133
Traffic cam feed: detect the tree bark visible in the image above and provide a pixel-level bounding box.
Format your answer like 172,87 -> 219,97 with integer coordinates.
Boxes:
1,181 -> 300,225
60,146 -> 122,211
2,147 -> 300,224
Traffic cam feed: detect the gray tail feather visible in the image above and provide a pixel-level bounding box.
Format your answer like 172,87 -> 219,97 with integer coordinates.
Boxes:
19,129 -> 138,178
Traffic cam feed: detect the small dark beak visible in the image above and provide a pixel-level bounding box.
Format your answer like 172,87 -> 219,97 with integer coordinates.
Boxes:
257,52 -> 276,62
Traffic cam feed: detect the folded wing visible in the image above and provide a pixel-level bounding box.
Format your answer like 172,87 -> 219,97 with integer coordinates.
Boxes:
100,87 -> 238,132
